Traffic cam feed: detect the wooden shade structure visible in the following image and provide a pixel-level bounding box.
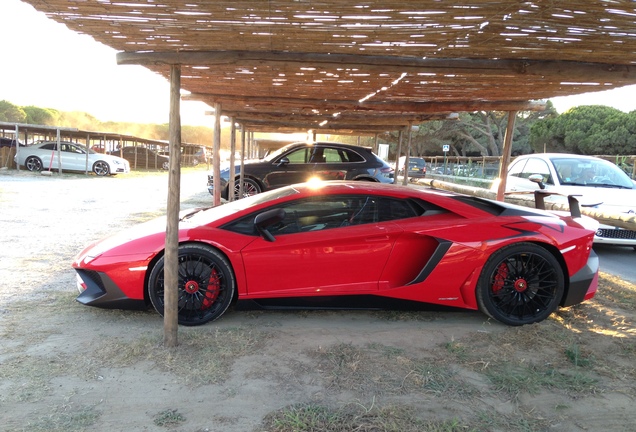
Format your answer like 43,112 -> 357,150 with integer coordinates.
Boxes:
22,1 -> 636,345
22,0 -> 636,134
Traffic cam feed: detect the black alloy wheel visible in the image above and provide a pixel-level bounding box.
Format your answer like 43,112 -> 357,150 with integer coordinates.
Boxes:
148,244 -> 235,326
476,243 -> 564,326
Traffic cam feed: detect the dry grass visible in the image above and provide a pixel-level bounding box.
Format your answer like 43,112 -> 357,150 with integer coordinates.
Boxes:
0,270 -> 634,431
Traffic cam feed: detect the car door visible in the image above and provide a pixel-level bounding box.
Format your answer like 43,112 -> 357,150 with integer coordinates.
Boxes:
263,145 -> 313,189
237,195 -> 403,297
310,146 -> 350,181
60,143 -> 85,171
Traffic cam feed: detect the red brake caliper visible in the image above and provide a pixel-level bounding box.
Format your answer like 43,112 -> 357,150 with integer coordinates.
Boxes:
201,269 -> 220,309
493,262 -> 509,293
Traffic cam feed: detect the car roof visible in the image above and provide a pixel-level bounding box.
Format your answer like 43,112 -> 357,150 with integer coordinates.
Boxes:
515,153 -> 602,161
287,181 -> 543,219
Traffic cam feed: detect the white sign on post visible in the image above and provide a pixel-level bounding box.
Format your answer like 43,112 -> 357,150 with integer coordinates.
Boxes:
443,145 -> 450,152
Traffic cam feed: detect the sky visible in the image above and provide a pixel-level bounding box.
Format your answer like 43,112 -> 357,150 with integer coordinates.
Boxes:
2,0 -> 636,127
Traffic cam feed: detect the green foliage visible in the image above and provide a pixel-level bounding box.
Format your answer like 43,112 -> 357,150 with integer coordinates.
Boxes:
386,101 -> 558,157
23,106 -> 60,125
0,100 -> 27,123
530,105 -> 636,154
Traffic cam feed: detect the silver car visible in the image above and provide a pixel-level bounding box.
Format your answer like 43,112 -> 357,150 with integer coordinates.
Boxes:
502,153 -> 636,248
15,141 -> 130,176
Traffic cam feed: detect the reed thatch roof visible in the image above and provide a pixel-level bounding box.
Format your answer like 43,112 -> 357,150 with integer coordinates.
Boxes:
23,1 -> 636,134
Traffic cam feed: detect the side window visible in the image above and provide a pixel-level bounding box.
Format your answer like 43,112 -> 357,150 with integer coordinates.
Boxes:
284,147 -> 308,164
342,149 -> 364,162
508,159 -> 527,178
521,158 -> 553,185
41,143 -> 56,151
323,148 -> 342,163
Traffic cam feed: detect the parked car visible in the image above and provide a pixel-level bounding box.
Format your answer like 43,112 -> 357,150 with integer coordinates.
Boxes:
207,141 -> 394,199
15,141 -> 130,176
109,146 -> 169,170
182,145 -> 208,166
1,137 -> 24,148
398,156 -> 427,179
500,153 -> 636,248
73,181 -> 598,327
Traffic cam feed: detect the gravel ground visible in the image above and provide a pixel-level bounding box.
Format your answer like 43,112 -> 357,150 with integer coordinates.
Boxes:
0,168 -> 211,306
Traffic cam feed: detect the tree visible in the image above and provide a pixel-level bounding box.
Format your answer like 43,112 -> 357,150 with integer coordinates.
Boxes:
0,100 -> 27,123
23,106 -> 60,125
384,101 -> 557,158
529,105 -> 636,155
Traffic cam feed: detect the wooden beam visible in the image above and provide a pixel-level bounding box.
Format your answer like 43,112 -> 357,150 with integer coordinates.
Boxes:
164,64 -> 182,348
184,93 -> 547,114
117,51 -> 636,82
496,111 -> 517,202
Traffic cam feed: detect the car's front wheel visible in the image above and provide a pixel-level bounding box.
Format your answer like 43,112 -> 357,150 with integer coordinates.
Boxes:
147,244 -> 236,326
476,243 -> 564,326
92,161 -> 110,176
25,156 -> 43,172
162,161 -> 170,170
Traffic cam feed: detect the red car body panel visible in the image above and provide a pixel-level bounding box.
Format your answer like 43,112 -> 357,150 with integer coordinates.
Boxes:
72,182 -> 598,324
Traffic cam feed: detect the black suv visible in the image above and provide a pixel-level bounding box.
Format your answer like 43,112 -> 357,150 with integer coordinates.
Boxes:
208,141 -> 394,199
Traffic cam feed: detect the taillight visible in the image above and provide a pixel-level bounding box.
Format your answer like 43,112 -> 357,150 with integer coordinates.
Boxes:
381,167 -> 393,173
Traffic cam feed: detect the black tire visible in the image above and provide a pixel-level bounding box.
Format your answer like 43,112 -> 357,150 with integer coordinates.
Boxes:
93,160 -> 110,176
147,244 -> 235,326
162,161 -> 170,170
25,156 -> 43,172
231,178 -> 262,199
476,243 -> 564,326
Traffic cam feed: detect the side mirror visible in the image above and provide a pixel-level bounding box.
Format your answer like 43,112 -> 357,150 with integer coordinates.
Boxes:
277,157 -> 290,167
528,174 -> 546,190
254,208 -> 286,242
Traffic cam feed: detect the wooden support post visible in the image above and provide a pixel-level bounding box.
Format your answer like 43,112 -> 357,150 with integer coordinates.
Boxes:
496,111 -> 517,201
56,129 -> 62,174
228,118 -> 236,202
212,102 -> 222,207
403,123 -> 412,186
393,129 -> 403,184
163,64 -> 182,348
239,126 -> 246,198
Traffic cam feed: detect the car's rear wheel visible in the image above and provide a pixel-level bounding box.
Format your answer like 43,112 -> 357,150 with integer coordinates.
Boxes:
148,244 -> 235,326
476,243 -> 564,326
93,161 -> 110,176
162,161 -> 170,170
232,178 -> 262,199
25,156 -> 43,172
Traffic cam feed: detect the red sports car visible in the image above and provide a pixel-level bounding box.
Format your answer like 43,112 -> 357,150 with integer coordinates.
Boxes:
73,182 -> 599,326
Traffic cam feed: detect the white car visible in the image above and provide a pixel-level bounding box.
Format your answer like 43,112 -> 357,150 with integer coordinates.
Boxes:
501,153 -> 636,248
15,141 -> 130,176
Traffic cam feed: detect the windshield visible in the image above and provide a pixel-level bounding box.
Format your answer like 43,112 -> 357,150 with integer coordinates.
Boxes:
185,186 -> 300,224
552,157 -> 634,189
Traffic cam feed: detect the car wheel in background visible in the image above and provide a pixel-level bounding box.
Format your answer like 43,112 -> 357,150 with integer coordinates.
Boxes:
476,243 -> 564,326
25,156 -> 43,172
92,161 -> 110,176
147,244 -> 235,326
232,178 -> 262,199
162,161 -> 170,170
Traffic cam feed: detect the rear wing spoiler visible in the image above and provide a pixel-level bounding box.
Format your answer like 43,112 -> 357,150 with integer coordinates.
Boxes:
504,190 -> 582,218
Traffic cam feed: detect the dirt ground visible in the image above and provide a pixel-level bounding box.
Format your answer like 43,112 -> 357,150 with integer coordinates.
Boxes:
0,168 -> 634,432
